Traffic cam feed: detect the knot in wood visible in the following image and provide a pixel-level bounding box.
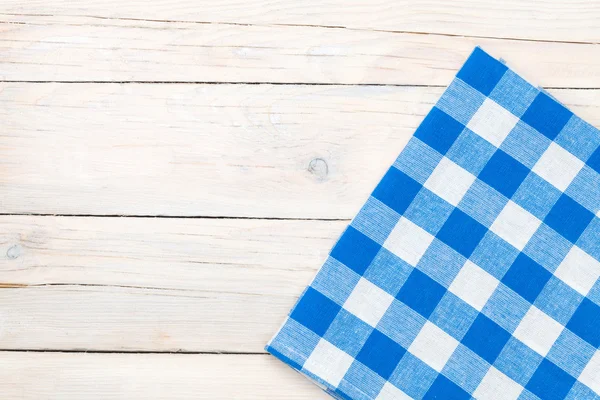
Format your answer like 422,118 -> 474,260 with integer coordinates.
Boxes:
308,158 -> 328,180
6,244 -> 21,260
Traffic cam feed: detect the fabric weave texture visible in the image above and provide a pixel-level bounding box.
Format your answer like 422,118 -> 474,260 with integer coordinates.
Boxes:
266,47 -> 600,400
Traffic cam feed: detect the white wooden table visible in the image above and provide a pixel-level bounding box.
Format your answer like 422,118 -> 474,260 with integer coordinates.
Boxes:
0,1 -> 599,398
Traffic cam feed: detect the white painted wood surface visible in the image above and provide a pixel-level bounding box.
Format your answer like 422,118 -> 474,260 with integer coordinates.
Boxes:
0,352 -> 329,399
1,1 -> 599,42
1,15 -> 599,86
1,1 -> 599,398
2,85 -> 599,218
0,215 -> 345,352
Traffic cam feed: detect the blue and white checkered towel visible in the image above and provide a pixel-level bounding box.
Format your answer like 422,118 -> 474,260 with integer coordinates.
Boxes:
266,47 -> 600,400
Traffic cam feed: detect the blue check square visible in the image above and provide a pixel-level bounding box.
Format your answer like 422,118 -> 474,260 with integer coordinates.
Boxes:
526,360 -> 576,400
462,314 -> 511,364
544,194 -> 594,243
424,375 -> 470,400
291,287 -> 341,336
413,107 -> 465,155
356,329 -> 406,380
479,149 -> 530,198
373,167 -> 422,215
456,47 -> 507,96
501,253 -> 551,303
437,209 -> 488,258
521,92 -> 573,140
566,298 -> 600,348
588,146 -> 600,173
330,226 -> 381,275
396,269 -> 446,319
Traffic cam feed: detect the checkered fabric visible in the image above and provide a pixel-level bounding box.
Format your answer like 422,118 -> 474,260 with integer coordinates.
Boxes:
266,47 -> 600,400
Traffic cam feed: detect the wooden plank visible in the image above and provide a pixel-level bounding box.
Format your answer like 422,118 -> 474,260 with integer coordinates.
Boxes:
1,0 -> 599,43
0,352 -> 329,399
0,215 -> 346,352
2,84 -> 600,218
0,15 -> 600,85
0,286 -> 299,352
0,83 -> 433,218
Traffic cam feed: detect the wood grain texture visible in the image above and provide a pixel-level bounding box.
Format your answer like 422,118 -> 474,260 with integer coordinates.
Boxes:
1,0 -> 599,43
0,352 -> 329,399
2,84 -> 600,218
1,15 -> 600,85
0,83 -> 435,217
0,215 -> 345,351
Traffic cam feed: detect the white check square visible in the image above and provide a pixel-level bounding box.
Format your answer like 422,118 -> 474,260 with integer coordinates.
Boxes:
449,260 -> 499,311
383,217 -> 434,266
554,246 -> 600,296
424,157 -> 476,206
513,306 -> 564,357
467,98 -> 519,147
532,142 -> 584,191
474,367 -> 524,400
303,339 -> 354,387
408,321 -> 459,372
376,382 -> 412,400
579,350 -> 600,396
343,278 -> 394,327
490,201 -> 542,251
